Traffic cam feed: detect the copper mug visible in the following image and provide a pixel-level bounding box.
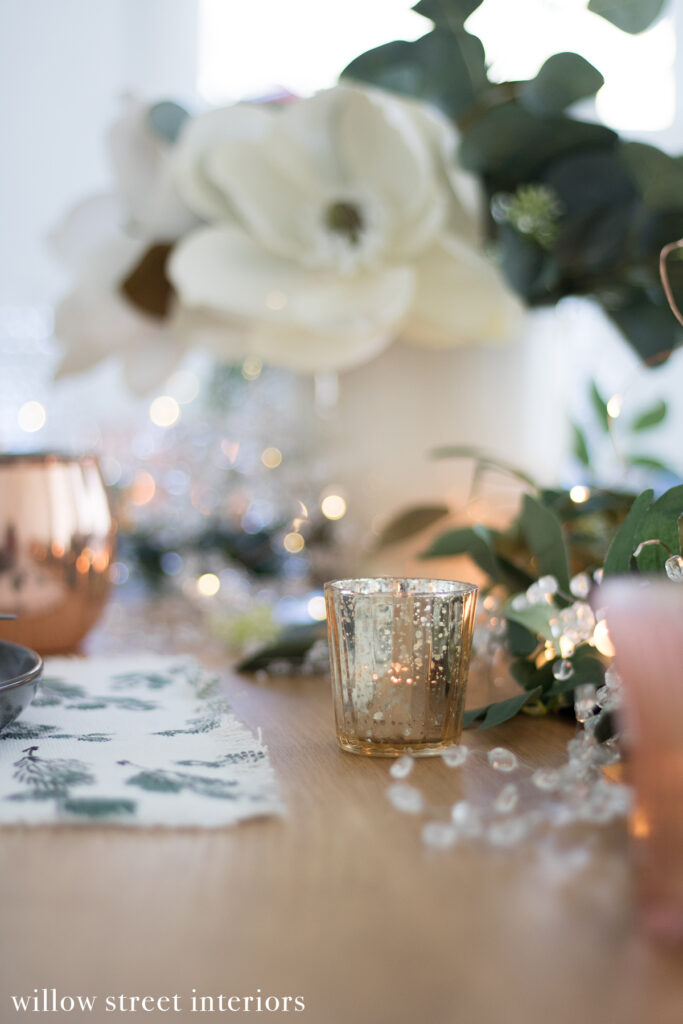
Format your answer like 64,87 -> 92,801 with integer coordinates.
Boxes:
0,453 -> 115,654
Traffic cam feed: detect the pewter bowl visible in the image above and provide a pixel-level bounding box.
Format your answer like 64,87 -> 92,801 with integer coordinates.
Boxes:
0,639 -> 43,733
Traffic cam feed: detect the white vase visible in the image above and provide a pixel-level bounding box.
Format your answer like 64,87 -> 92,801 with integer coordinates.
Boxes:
316,305 -> 574,534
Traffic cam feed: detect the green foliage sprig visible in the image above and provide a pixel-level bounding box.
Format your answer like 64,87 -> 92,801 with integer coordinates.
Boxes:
342,0 -> 683,364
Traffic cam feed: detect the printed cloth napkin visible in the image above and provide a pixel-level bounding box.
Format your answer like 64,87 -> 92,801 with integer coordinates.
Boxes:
0,655 -> 284,827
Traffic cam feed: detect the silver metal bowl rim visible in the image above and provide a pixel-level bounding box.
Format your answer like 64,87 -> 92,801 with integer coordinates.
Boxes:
0,451 -> 96,466
0,640 -> 43,691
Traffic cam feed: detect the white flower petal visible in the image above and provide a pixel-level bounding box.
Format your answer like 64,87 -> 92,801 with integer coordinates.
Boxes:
337,87 -> 432,219
402,237 -> 525,348
47,194 -> 125,269
173,104 -> 273,221
204,139 -> 315,261
108,97 -> 196,240
169,225 -> 414,334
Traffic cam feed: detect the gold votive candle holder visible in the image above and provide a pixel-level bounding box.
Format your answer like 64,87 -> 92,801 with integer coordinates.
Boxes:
324,577 -> 478,757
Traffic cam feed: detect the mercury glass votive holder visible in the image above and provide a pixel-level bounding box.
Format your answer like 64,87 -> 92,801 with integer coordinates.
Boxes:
324,577 -> 478,757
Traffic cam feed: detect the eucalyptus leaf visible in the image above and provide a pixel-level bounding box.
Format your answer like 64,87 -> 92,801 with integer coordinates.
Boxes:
420,525 -> 501,580
519,53 -> 604,116
603,488 -> 654,575
572,423 -> 590,467
341,40 -> 427,98
621,142 -> 683,211
375,505 -> 450,549
236,624 -> 325,672
464,686 -> 543,730
632,400 -> 668,432
626,455 -> 674,473
504,601 -> 556,642
412,0 -> 484,26
458,103 -> 616,187
431,445 -> 537,487
588,0 -> 666,35
520,494 -> 571,591
634,484 -> 683,573
603,291 -> 682,364
506,620 -> 538,658
147,101 -> 190,144
589,380 -> 610,432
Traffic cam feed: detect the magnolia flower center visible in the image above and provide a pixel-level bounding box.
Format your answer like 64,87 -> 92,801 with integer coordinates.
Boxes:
325,200 -> 364,246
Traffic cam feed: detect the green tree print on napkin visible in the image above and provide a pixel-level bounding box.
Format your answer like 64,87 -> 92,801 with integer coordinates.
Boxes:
119,761 -> 238,800
9,746 -> 95,800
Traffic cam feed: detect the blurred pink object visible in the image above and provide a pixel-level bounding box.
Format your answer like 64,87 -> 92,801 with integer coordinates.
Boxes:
603,580 -> 683,944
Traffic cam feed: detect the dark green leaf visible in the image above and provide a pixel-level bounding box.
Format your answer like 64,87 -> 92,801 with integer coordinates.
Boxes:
147,101 -> 190,143
236,624 -> 325,672
519,53 -> 604,115
589,380 -> 610,432
459,103 -> 616,188
520,493 -> 571,590
509,659 -> 555,694
603,488 -> 654,575
497,224 -> 560,302
342,28 -> 488,119
632,400 -> 668,432
572,423 -> 591,467
621,142 -> 683,210
634,484 -> 683,572
588,0 -> 666,35
603,291 -> 682,364
506,620 -> 538,657
375,505 -> 450,549
420,525 -> 501,580
413,0 -> 484,26
464,686 -> 543,730
341,40 -> 428,99
548,649 -> 605,697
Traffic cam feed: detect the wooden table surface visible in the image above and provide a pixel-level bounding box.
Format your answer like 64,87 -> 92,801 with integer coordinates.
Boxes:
1,667 -> 682,1024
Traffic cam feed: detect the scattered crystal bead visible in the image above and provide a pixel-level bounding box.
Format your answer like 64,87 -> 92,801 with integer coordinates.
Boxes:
451,800 -> 483,838
488,747 -> 518,772
493,783 -> 519,814
526,582 -> 545,605
570,572 -> 591,599
389,755 -> 414,779
441,744 -> 468,768
511,593 -> 530,612
422,821 -> 458,849
386,783 -> 424,814
665,555 -> 683,582
537,575 -> 558,596
574,684 -> 597,724
593,568 -> 604,584
532,768 -> 561,791
552,658 -> 574,682
487,817 -> 529,846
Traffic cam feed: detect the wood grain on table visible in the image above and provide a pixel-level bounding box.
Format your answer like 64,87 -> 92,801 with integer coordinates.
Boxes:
1,670 -> 682,1024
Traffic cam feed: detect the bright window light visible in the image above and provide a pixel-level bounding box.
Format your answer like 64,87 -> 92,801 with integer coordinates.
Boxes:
467,0 -> 675,132
197,0 -> 426,103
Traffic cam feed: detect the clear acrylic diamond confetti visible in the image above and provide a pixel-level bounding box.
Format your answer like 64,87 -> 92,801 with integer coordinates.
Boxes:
488,747 -> 518,772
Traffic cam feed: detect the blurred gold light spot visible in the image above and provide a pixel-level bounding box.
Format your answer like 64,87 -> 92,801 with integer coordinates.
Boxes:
266,290 -> 287,310
593,619 -> 616,657
607,394 -> 622,419
261,446 -> 282,469
76,553 -> 90,574
130,471 -> 156,506
631,807 -> 651,839
196,573 -> 221,597
321,494 -> 347,520
307,595 -> 327,621
18,400 -> 46,432
284,532 -> 305,553
149,395 -> 180,427
569,485 -> 590,504
242,356 -> 262,380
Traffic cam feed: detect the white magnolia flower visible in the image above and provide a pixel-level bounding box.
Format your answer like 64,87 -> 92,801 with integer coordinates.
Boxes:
168,84 -> 523,373
50,194 -> 188,394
